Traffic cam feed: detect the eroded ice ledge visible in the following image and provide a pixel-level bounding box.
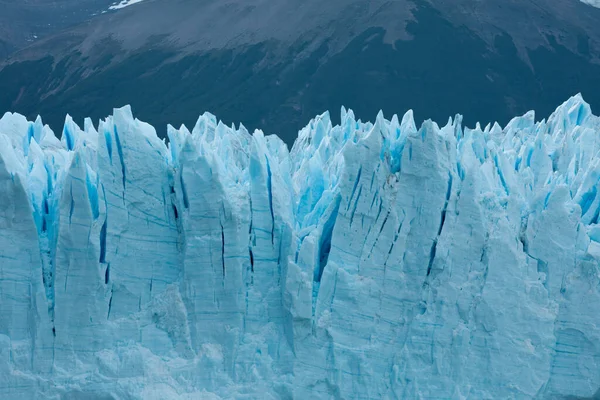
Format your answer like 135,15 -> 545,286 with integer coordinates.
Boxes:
1,95 -> 599,399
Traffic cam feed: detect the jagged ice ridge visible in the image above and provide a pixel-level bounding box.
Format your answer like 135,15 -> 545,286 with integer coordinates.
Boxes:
1,96 -> 600,399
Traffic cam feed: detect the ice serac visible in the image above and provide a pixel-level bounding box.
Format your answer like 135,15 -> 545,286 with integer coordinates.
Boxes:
1,95 -> 600,398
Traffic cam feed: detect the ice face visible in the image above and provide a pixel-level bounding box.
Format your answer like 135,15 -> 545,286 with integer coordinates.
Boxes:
1,96 -> 600,398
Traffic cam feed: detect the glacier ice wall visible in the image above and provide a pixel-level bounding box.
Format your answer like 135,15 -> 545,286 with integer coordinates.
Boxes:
1,96 -> 600,399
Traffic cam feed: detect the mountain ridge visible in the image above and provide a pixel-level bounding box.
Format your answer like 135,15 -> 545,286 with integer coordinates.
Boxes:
1,0 -> 600,145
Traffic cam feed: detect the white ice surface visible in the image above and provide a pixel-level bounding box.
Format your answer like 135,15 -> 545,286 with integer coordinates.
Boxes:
581,0 -> 600,8
109,0 -> 146,10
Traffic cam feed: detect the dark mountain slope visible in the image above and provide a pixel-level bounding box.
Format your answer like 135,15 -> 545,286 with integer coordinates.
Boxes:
1,0 -> 600,145
0,0 -> 116,60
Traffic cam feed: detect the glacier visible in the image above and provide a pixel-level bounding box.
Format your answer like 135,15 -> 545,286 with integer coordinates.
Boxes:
1,95 -> 600,399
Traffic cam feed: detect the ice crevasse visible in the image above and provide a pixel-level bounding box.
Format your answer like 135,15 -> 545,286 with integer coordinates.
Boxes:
1,95 -> 600,399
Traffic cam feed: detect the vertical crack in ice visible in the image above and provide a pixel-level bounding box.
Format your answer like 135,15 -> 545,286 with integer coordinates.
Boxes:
493,154 -> 510,195
63,124 -> 74,151
385,217 -> 404,264
36,173 -> 56,322
248,195 -> 255,273
86,169 -> 100,220
104,263 -> 110,285
368,210 -> 390,259
440,173 -> 453,236
471,231 -> 491,306
349,185 -> 363,227
265,156 -> 275,245
68,184 -> 75,225
369,189 -> 380,211
104,130 -> 113,164
99,218 -> 107,264
220,218 -> 226,279
426,172 -> 453,279
579,186 -> 597,217
425,241 -> 437,279
43,162 -> 58,326
519,214 -> 530,254
113,126 -> 126,193
170,180 -> 186,257
518,214 -> 549,289
316,195 -> 341,283
348,166 -> 362,211
107,289 -> 113,320
179,172 -> 189,209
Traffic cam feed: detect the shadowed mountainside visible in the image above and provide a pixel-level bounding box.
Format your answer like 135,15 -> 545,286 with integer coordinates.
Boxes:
1,0 -> 600,145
